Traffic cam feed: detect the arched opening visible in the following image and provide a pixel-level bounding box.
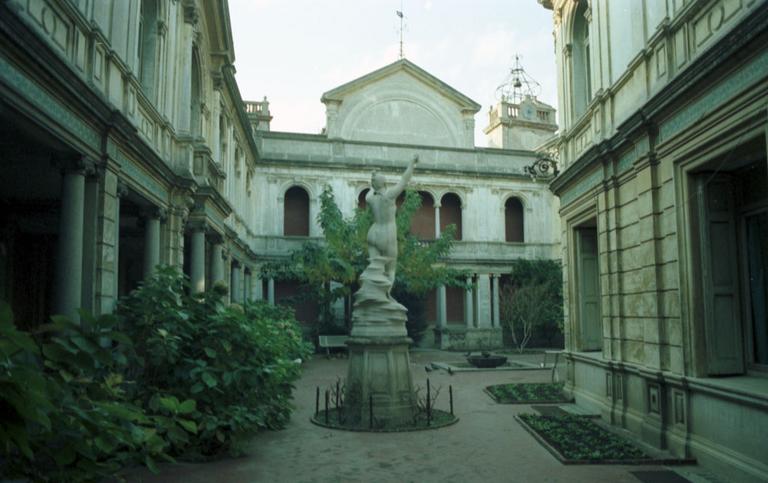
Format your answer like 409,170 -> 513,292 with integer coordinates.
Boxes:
410,191 -> 435,240
137,0 -> 158,99
440,193 -> 462,241
275,280 -> 319,329
446,286 -> 465,324
190,49 -> 202,137
505,197 -> 524,242
284,186 -> 310,236
358,188 -> 369,210
571,0 -> 592,119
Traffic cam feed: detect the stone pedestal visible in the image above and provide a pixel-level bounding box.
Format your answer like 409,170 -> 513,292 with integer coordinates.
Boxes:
346,336 -> 415,426
345,256 -> 416,427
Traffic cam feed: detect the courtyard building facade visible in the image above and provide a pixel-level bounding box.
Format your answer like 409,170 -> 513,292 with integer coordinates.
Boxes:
0,0 -> 561,351
0,0 -> 263,327
245,58 -> 561,349
541,0 -> 768,480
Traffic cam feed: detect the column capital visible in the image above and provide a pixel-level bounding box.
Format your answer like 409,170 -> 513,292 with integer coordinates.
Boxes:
157,20 -> 169,37
52,155 -> 99,177
116,180 -> 129,198
187,220 -> 207,232
142,206 -> 168,221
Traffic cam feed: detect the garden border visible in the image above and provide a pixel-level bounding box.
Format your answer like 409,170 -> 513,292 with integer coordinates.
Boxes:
483,384 -> 574,405
514,415 -> 696,465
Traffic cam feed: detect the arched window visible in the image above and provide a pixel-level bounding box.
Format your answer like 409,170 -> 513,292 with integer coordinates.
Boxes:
505,197 -> 524,242
137,0 -> 158,99
190,49 -> 202,137
571,0 -> 592,119
411,191 -> 435,240
358,188 -> 369,210
440,193 -> 462,241
284,186 -> 310,236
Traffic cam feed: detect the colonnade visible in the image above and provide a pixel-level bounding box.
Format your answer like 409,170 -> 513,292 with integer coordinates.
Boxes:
434,273 -> 502,329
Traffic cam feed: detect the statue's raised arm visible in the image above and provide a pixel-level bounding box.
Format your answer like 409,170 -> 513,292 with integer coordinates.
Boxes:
386,155 -> 419,200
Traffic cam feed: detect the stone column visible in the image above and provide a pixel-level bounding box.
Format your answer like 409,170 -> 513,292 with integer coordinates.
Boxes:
244,269 -> 251,302
53,159 -> 92,319
477,274 -> 492,328
189,225 -> 206,293
230,262 -> 241,303
251,272 -> 263,301
113,182 -> 127,305
178,5 -> 196,132
210,243 -> 225,285
267,277 -> 275,305
434,204 -> 441,238
465,276 -> 474,328
143,208 -> 163,278
492,274 -> 500,328
81,172 -> 99,313
436,285 -> 447,328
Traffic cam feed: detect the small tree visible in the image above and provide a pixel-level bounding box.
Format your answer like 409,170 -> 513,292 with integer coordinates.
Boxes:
500,259 -> 564,352
264,185 -> 467,343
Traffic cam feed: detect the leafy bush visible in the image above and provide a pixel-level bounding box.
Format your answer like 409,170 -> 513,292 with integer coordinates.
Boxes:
0,305 -> 178,482
118,267 -> 311,457
0,267 -> 310,481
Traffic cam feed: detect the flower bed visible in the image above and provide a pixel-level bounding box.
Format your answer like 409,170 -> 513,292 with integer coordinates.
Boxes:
517,414 -> 650,463
485,382 -> 571,404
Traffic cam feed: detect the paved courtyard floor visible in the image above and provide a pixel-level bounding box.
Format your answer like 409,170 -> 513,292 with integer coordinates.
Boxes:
128,350 -> 720,483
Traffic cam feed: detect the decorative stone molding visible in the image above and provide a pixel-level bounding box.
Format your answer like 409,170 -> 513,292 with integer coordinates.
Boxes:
116,180 -> 129,198
183,2 -> 199,25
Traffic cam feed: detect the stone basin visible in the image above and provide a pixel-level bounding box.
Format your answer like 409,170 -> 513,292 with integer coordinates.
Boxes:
466,354 -> 508,368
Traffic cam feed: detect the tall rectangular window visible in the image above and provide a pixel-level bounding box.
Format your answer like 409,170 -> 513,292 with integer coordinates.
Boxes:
575,223 -> 602,351
690,139 -> 767,374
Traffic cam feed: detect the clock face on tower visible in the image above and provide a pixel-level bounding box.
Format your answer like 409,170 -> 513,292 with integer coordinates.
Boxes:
523,106 -> 535,119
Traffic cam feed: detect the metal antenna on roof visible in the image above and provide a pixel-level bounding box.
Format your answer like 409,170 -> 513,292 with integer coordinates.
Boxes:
396,1 -> 405,59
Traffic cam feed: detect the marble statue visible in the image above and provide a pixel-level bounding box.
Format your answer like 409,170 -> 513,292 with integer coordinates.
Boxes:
350,155 -> 418,337
365,154 -> 419,290
345,155 -> 420,426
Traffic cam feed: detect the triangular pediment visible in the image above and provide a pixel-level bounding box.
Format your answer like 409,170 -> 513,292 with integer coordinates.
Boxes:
321,59 -> 481,113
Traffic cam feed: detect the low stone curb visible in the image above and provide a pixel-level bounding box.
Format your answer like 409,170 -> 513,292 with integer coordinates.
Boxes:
514,415 -> 696,466
430,361 -> 547,373
310,409 -> 459,432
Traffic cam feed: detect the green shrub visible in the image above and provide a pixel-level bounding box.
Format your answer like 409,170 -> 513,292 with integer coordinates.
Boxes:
118,267 -> 311,457
0,304 -> 179,482
0,266 -> 310,481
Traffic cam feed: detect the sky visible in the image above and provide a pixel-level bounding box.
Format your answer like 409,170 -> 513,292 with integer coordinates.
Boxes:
229,0 -> 557,147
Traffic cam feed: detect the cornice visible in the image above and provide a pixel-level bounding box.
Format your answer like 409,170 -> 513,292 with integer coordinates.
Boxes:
552,4 -> 768,194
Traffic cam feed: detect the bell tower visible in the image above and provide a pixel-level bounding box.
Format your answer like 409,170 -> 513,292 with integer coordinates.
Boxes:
484,56 -> 557,150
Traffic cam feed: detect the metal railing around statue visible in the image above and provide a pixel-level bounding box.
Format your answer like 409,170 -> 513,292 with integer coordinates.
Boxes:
312,377 -> 457,431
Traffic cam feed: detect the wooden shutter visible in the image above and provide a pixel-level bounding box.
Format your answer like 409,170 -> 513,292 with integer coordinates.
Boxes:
577,228 -> 602,351
697,175 -> 745,375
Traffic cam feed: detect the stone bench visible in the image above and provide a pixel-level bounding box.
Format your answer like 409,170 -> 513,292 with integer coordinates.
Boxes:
318,335 -> 350,358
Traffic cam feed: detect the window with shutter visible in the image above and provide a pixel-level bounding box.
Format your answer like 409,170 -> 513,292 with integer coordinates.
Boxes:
576,224 -> 602,351
696,175 -> 745,375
